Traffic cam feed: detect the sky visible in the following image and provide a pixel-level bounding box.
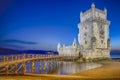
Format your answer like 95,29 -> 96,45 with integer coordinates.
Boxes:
0,0 -> 120,51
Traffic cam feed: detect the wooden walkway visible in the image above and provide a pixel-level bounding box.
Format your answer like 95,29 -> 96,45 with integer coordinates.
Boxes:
0,54 -> 79,74
0,54 -> 63,74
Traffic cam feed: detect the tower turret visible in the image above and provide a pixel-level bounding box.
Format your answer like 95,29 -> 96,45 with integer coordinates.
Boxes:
91,3 -> 95,8
73,38 -> 77,48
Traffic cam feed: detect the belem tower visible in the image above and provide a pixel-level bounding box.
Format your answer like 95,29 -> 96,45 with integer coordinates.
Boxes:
57,3 -> 111,60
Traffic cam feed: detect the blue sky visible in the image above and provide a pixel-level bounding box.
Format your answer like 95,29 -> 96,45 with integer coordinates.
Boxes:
0,0 -> 120,50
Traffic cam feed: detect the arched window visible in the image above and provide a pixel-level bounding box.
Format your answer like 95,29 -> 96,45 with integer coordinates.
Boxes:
85,26 -> 87,29
85,40 -> 87,44
101,40 -> 103,44
84,33 -> 87,36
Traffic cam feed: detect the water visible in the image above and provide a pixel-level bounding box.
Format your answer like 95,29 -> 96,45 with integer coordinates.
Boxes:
24,61 -> 102,75
54,62 -> 102,74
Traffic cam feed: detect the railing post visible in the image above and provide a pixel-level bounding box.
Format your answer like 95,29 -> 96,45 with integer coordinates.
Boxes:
43,59 -> 46,71
51,59 -> 54,68
56,58 -> 59,67
48,59 -> 51,71
39,60 -> 42,72
32,60 -> 35,73
0,56 -> 2,62
39,54 -> 41,58
28,54 -> 30,59
5,56 -> 9,74
38,54 -> 40,58
36,54 -> 38,58
35,54 -> 37,58
4,56 -> 6,62
54,58 -> 57,68
32,54 -> 34,59
15,55 -> 17,60
14,56 -> 18,74
22,61 -> 26,74
11,55 -> 14,61
21,54 -> 26,74
18,55 -> 20,60
22,54 -> 26,59
49,59 -> 52,70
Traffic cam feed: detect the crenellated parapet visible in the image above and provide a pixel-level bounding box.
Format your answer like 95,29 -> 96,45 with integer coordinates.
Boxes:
80,3 -> 107,23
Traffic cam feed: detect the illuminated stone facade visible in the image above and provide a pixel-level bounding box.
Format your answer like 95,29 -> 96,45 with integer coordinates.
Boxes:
57,3 -> 111,59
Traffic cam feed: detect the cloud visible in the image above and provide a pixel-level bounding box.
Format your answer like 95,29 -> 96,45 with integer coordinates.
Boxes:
0,39 -> 38,50
0,39 -> 37,45
0,39 -> 37,50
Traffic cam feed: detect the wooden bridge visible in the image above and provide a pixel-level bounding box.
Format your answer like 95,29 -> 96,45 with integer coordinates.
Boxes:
0,54 -> 65,74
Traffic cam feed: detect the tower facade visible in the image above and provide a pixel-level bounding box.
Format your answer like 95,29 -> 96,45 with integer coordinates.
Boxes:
78,3 -> 110,49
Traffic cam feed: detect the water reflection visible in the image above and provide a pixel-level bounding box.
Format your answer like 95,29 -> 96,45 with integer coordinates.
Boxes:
25,61 -> 102,75
56,62 -> 102,74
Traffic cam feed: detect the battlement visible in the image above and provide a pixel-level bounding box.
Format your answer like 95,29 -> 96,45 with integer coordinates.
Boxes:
80,3 -> 107,22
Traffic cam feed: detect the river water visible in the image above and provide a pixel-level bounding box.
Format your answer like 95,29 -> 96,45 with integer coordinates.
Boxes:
25,61 -> 102,75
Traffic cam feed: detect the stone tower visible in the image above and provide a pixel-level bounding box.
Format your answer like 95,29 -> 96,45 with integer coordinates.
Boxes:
78,3 -> 110,50
57,3 -> 111,59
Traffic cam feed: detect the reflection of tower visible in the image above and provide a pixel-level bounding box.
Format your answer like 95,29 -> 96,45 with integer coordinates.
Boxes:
57,43 -> 61,52
78,3 -> 110,50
